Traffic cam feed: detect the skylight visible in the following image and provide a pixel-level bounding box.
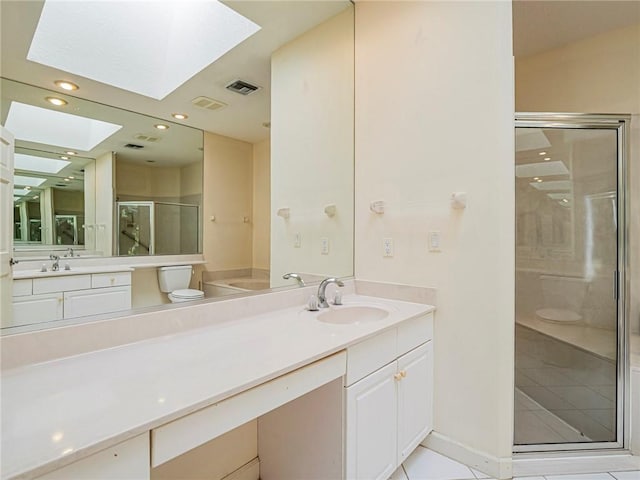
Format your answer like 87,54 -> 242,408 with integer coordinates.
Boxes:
14,188 -> 31,197
27,0 -> 261,100
530,180 -> 573,191
515,160 -> 569,178
15,153 -> 70,174
14,175 -> 47,187
5,102 -> 122,151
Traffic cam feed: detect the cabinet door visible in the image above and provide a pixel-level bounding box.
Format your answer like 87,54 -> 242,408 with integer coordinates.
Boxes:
64,286 -> 131,319
345,362 -> 397,480
397,341 -> 433,462
12,293 -> 63,328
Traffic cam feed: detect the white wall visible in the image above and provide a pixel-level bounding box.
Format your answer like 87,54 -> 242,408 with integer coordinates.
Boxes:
95,151 -> 114,256
516,22 -> 640,335
355,1 -> 514,475
202,132 -> 253,272
270,8 -> 354,287
252,139 -> 270,271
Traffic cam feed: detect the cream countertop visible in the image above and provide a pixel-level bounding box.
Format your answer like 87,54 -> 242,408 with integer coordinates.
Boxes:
0,294 -> 434,480
13,265 -> 135,279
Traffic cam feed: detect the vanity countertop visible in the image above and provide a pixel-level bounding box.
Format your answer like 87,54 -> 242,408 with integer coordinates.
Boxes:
13,265 -> 135,279
0,294 -> 434,480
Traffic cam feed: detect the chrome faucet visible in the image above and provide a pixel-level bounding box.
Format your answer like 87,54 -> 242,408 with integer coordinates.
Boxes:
49,254 -> 60,272
283,272 -> 305,287
64,247 -> 75,257
317,277 -> 344,308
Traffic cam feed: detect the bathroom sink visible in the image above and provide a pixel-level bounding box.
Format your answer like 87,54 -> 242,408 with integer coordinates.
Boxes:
317,306 -> 389,325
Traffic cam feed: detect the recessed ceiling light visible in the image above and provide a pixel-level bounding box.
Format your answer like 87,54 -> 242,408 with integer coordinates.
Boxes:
538,151 -> 547,156
24,186 -> 31,190
60,156 -> 69,160
46,96 -> 67,106
69,176 -> 75,179
154,124 -> 169,130
6,102 -> 122,150
172,113 -> 188,120
54,80 -> 79,91
536,178 -> 543,183
533,177 -> 540,181
64,178 -> 70,182
65,151 -> 77,155
28,1 -> 261,100
544,157 -> 551,161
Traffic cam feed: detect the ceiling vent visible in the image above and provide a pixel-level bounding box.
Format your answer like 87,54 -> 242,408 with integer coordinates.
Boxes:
124,143 -> 144,149
226,80 -> 260,95
191,96 -> 227,111
134,134 -> 161,143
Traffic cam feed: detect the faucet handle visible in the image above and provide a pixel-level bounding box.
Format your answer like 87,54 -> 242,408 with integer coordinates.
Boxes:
307,294 -> 319,311
333,290 -> 343,306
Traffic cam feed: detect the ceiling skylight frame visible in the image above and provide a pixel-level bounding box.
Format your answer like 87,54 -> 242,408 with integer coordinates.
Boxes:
27,0 -> 261,100
14,153 -> 71,174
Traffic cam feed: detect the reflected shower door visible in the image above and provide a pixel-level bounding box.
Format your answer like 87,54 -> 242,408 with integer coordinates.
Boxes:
514,116 -> 627,451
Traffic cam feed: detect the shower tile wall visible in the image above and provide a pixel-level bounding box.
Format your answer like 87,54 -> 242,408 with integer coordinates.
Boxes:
515,325 -> 616,443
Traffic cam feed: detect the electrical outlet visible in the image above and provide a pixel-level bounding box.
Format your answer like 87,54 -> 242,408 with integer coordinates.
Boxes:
320,237 -> 330,255
383,238 -> 394,257
294,232 -> 301,248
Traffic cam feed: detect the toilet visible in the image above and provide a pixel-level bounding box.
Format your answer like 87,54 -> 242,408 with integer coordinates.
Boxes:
535,275 -> 589,324
158,266 -> 204,303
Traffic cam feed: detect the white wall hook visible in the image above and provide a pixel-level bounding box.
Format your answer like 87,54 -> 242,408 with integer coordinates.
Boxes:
370,200 -> 385,214
277,207 -> 290,219
451,192 -> 467,210
324,204 -> 337,217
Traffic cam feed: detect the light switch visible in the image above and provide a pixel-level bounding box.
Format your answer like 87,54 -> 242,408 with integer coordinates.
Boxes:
320,237 -> 330,255
428,231 -> 441,252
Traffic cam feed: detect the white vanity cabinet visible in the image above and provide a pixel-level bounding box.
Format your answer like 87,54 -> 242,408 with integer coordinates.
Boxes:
344,313 -> 434,480
12,270 -> 132,326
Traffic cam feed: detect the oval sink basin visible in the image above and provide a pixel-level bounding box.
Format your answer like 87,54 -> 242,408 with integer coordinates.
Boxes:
317,306 -> 389,325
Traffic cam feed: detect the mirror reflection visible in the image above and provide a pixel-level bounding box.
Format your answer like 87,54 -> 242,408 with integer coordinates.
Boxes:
2,0 -> 354,333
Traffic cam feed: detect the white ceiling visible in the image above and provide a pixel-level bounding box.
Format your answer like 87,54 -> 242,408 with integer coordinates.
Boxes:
0,0 -> 351,144
513,0 -> 640,58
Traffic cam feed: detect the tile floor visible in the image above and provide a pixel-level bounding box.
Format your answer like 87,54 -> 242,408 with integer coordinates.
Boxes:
390,447 -> 640,480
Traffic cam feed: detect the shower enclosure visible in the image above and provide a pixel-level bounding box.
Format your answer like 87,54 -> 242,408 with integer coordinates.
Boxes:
514,114 -> 629,452
117,201 -> 199,256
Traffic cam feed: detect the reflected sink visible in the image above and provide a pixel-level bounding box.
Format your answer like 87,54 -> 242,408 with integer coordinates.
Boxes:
317,306 -> 389,325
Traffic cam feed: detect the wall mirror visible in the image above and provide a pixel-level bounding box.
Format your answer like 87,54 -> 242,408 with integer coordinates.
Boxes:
1,0 -> 354,333
2,77 -> 204,257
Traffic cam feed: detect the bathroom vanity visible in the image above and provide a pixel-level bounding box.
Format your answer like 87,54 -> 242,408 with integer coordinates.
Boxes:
0,288 -> 434,480
11,267 -> 133,327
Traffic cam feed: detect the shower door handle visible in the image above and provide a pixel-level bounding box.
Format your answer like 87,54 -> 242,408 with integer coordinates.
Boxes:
613,270 -> 619,300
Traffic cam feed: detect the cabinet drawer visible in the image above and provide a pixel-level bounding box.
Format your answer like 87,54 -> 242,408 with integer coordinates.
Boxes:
397,313 -> 433,355
64,286 -> 131,319
92,271 -> 131,288
346,328 -> 397,386
33,275 -> 91,294
13,278 -> 33,297
35,433 -> 149,480
152,352 -> 346,467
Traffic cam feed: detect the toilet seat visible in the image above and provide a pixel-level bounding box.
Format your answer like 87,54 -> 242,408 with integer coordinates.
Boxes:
535,308 -> 582,324
168,288 -> 204,303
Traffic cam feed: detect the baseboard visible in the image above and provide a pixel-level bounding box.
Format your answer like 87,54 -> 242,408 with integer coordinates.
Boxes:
220,457 -> 260,480
422,432 -> 512,479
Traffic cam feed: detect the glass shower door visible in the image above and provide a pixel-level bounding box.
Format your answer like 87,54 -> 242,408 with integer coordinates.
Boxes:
514,115 -> 628,451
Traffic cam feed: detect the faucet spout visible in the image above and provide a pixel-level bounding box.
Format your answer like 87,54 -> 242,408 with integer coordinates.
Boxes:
283,272 -> 306,287
317,277 -> 344,308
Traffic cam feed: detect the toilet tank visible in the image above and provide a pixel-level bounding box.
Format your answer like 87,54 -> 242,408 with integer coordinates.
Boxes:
158,265 -> 193,292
